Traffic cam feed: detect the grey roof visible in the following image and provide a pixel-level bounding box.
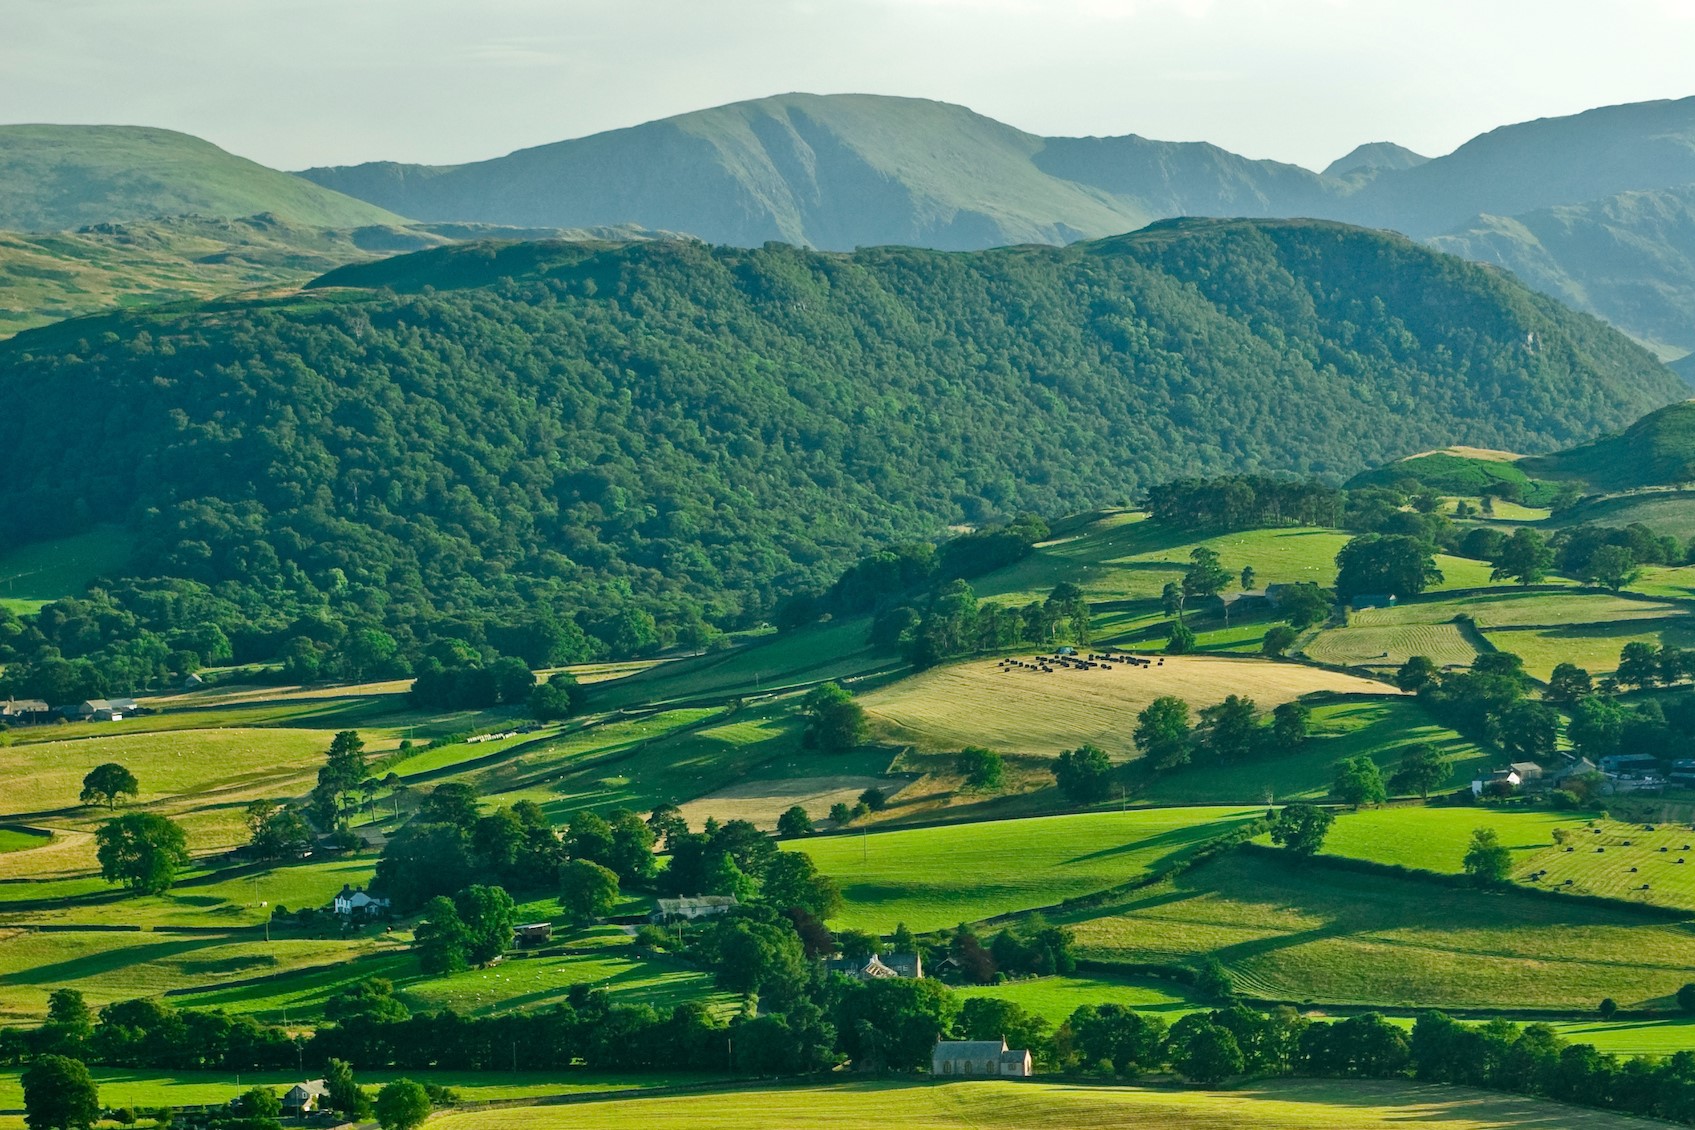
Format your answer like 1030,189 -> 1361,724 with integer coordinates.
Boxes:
934,1040 -> 1008,1058
286,1080 -> 328,1097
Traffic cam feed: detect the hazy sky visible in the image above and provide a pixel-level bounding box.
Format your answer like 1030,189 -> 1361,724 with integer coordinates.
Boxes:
5,0 -> 1693,171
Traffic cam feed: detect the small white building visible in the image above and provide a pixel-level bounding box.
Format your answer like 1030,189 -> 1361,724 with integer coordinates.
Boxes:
932,1037 -> 1033,1078
331,885 -> 390,917
650,895 -> 737,923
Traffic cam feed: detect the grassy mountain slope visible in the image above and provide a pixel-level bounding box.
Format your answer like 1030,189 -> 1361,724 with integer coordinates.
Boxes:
1430,185 -> 1695,357
1341,96 -> 1695,238
0,216 -> 682,337
0,125 -> 403,231
0,219 -> 1677,647
1520,399 -> 1695,491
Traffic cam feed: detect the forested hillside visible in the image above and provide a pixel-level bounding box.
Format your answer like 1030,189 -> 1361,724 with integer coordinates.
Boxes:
0,219 -> 1678,680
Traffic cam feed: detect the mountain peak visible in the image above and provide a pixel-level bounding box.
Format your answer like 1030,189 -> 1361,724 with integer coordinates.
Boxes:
1322,141 -> 1429,179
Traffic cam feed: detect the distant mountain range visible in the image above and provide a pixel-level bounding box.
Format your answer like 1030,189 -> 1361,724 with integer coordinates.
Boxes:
5,94 -> 1695,357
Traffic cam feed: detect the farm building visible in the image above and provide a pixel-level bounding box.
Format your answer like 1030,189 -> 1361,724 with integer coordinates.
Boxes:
826,951 -> 923,980
282,1079 -> 328,1114
1552,758 -> 1600,785
932,1037 -> 1033,1077
1350,593 -> 1398,611
514,921 -> 553,946
1601,753 -> 1659,776
0,700 -> 50,724
651,895 -> 738,923
331,885 -> 390,917
1472,767 -> 1525,797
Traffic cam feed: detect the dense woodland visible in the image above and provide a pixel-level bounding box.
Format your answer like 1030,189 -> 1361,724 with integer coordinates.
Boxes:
0,221 -> 1677,691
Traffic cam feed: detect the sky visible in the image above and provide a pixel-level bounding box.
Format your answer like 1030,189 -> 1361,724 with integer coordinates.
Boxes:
4,0 -> 1693,172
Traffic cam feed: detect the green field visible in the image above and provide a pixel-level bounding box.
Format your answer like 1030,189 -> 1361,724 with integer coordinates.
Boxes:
791,806 -> 1258,932
0,829 -> 47,854
0,1067 -> 703,1116
1481,618 -> 1695,679
0,527 -> 134,612
1515,819 -> 1695,910
425,1078 -> 1655,1129
0,929 -> 386,1022
955,973 -> 1196,1023
1316,807 -> 1573,874
1138,699 -> 1488,806
1068,850 -> 1695,1010
590,617 -> 895,711
168,943 -> 726,1022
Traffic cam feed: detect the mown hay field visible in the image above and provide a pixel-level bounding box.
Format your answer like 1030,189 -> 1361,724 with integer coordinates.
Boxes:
790,806 -> 1258,933
1348,591 -> 1684,629
1517,819 -> 1695,910
1138,699 -> 1488,806
426,1078 -> 1657,1130
1068,851 -> 1695,1010
860,655 -> 1395,758
1302,622 -> 1478,669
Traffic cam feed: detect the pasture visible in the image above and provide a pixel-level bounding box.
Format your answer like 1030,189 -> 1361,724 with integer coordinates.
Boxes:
677,772 -> 912,830
789,806 -> 1258,932
425,1078 -> 1659,1129
0,527 -> 134,612
1067,851 -> 1695,1010
0,928 -> 389,1022
955,972 -> 1196,1022
1480,618 -> 1695,679
858,655 -> 1395,758
1138,699 -> 1488,806
1316,807 -> 1573,874
168,943 -> 728,1022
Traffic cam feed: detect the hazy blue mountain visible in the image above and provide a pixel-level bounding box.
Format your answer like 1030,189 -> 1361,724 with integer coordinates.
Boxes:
1322,141 -> 1429,180
1431,185 -> 1695,357
1339,96 -> 1695,238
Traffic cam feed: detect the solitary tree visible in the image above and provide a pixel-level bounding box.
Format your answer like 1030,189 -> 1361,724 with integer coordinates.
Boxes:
1134,696 -> 1192,772
1395,655 -> 1438,693
324,1058 -> 371,1119
374,1080 -> 432,1130
1052,744 -> 1114,803
1183,547 -> 1233,605
454,884 -> 517,964
559,859 -> 621,924
1331,756 -> 1386,808
1269,804 -> 1334,856
1544,662 -> 1593,707
1270,701 -> 1310,750
802,683 -> 868,752
1240,565 -> 1256,592
956,746 -> 1005,790
1490,528 -> 1554,586
1261,626 -> 1298,657
1583,545 -> 1640,593
21,1055 -> 98,1130
1388,743 -> 1446,799
1165,621 -> 1197,655
1462,827 -> 1512,884
78,763 -> 138,810
776,805 -> 815,836
94,812 -> 189,895
1333,534 -> 1442,602
413,897 -> 472,974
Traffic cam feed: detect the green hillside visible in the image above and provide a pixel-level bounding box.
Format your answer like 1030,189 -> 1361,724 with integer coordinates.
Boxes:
1522,399 -> 1695,490
0,218 -> 1675,670
1431,185 -> 1695,357
1345,450 -> 1562,504
0,125 -> 405,232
